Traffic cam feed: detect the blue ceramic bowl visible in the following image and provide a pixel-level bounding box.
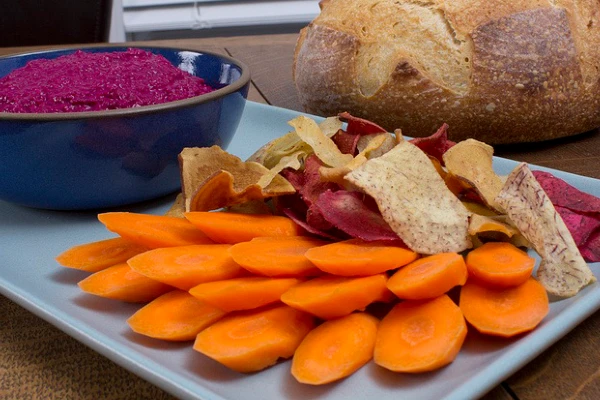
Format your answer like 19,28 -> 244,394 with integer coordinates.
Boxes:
0,46 -> 250,210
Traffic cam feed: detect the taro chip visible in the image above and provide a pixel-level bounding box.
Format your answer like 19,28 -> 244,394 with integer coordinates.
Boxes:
338,112 -> 387,135
495,162 -> 595,297
179,146 -> 295,212
288,116 -> 353,168
409,123 -> 455,165
532,170 -> 600,213
442,138 -> 505,212
314,189 -> 401,241
345,136 -> 472,254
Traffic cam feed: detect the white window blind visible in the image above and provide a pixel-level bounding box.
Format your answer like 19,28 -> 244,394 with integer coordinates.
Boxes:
122,0 -> 320,33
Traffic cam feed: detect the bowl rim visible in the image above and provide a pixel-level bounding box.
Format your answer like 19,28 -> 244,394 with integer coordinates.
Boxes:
0,44 -> 251,121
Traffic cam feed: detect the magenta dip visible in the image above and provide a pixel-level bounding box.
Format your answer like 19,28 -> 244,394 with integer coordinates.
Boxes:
0,48 -> 215,113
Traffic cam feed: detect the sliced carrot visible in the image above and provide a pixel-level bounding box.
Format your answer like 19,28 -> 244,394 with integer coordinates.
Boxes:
185,211 -> 303,244
98,212 -> 213,249
78,262 -> 172,302
228,236 -> 326,277
465,242 -> 535,288
304,238 -> 419,276
189,276 -> 303,312
459,278 -> 549,337
374,295 -> 467,373
127,244 -> 245,290
291,312 -> 379,385
193,304 -> 315,373
127,290 -> 226,341
56,237 -> 147,273
386,253 -> 467,300
280,274 -> 392,320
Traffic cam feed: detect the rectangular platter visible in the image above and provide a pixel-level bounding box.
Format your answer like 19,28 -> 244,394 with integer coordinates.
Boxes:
2,100 -> 600,400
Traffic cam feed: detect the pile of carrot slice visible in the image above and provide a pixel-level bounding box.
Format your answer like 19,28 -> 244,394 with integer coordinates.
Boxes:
56,211 -> 550,385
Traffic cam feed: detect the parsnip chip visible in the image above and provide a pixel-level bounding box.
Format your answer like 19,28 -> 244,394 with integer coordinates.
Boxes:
247,117 -> 342,168
495,163 -> 595,297
165,193 -> 185,218
345,136 -> 472,254
356,132 -> 396,159
443,139 -> 505,212
288,116 -> 353,168
256,151 -> 304,188
319,133 -> 392,185
179,146 -> 295,212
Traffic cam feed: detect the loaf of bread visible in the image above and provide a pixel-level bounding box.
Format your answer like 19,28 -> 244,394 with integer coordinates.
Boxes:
293,0 -> 600,143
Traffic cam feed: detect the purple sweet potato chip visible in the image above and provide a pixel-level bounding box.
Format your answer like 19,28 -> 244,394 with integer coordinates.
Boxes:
555,206 -> 600,247
314,189 -> 402,241
338,112 -> 387,135
409,123 -> 456,165
532,170 -> 600,213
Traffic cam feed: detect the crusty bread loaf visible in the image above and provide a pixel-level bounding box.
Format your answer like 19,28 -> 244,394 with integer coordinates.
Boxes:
293,0 -> 600,143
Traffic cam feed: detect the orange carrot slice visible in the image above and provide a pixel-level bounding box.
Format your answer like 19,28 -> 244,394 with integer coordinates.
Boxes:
193,304 -> 315,373
304,238 -> 419,276
459,278 -> 549,337
78,262 -> 172,302
228,236 -> 326,277
127,244 -> 244,290
280,274 -> 391,320
189,276 -> 303,312
374,295 -> 467,373
185,211 -> 303,244
56,237 -> 147,273
386,253 -> 468,300
465,242 -> 536,288
291,312 -> 379,385
127,290 -> 226,341
98,212 -> 213,249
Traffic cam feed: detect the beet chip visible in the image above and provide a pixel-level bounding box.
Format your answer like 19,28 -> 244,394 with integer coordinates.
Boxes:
281,154 -> 341,206
555,206 -> 600,247
338,112 -> 387,135
581,229 -> 600,262
409,123 -> 456,165
532,170 -> 600,213
332,129 -> 360,155
314,190 -> 401,242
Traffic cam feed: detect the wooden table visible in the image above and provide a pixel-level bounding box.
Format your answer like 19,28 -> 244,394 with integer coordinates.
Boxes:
1,33 -> 600,400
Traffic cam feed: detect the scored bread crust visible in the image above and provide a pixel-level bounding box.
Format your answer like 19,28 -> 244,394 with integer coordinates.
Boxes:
293,0 -> 600,143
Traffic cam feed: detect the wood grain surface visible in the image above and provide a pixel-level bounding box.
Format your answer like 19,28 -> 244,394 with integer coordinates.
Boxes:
1,33 -> 600,400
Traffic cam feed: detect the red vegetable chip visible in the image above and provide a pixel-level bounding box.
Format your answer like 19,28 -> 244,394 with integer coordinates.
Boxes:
409,123 -> 456,165
306,204 -> 335,231
338,112 -> 387,135
332,129 -> 360,155
280,154 -> 341,206
277,196 -> 345,241
532,170 -> 600,213
555,206 -> 600,247
581,229 -> 600,263
314,189 -> 402,242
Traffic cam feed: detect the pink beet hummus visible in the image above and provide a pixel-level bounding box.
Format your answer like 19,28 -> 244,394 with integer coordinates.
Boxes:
0,48 -> 215,113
